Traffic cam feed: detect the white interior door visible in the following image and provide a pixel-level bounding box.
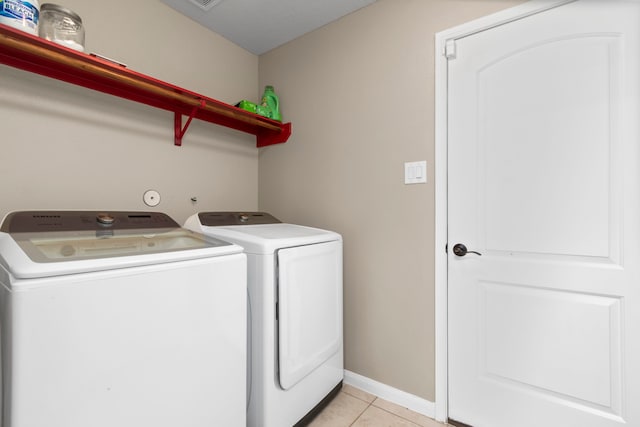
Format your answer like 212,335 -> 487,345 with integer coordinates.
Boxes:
447,1 -> 640,426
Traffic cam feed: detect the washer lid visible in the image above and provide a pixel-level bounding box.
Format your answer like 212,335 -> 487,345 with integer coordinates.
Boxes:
0,211 -> 242,279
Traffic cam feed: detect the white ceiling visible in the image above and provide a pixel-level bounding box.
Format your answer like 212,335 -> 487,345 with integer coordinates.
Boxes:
161,0 -> 378,55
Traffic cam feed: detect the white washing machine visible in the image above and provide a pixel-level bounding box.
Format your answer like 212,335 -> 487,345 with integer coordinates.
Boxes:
0,210 -> 247,427
185,212 -> 343,427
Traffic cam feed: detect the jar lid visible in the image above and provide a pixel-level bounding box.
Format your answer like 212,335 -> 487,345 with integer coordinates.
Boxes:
40,3 -> 83,23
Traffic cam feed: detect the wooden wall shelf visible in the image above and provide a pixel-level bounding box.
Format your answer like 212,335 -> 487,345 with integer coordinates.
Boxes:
0,23 -> 291,147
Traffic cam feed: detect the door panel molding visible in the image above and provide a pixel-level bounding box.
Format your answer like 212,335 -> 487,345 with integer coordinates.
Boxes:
478,281 -> 623,415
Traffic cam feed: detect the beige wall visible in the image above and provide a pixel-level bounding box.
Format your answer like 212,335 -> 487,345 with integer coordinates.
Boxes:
1,0 -> 528,406
0,0 -> 259,224
259,0 -> 523,401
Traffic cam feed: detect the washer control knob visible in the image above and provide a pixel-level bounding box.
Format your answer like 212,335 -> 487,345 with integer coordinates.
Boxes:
96,213 -> 115,225
239,214 -> 250,223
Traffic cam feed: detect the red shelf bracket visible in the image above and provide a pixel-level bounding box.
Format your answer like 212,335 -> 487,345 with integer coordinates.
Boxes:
174,100 -> 207,146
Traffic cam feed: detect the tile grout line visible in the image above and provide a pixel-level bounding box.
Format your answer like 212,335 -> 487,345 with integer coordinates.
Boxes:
343,390 -> 436,427
347,399 -> 372,427
340,390 -> 373,427
370,403 -> 423,427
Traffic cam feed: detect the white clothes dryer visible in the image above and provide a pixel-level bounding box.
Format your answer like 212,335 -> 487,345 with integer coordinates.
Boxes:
0,211 -> 247,427
185,212 -> 343,427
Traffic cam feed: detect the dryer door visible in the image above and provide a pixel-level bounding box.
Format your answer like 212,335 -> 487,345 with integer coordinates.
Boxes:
277,240 -> 342,390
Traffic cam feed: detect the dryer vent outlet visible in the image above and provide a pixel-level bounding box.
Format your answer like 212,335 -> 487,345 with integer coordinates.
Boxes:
188,0 -> 225,11
143,190 -> 161,207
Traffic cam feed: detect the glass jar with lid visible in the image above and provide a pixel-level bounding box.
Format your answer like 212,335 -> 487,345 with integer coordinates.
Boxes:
38,3 -> 84,52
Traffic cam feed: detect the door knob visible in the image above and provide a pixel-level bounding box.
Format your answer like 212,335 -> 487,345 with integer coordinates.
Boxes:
452,243 -> 482,257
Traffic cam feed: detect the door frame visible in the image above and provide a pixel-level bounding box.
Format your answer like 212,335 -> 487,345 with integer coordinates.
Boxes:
433,0 -> 576,422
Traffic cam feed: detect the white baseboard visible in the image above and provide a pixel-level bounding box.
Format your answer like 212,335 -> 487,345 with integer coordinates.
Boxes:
343,370 -> 435,419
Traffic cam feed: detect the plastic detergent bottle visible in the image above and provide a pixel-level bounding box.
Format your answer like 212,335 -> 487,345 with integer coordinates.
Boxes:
261,85 -> 282,122
0,0 -> 39,35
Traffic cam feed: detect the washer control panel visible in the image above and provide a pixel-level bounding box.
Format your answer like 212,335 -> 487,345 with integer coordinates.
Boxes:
1,211 -> 179,233
0,211 -> 230,264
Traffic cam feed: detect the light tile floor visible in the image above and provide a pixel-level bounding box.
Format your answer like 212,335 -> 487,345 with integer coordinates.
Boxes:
307,384 -> 450,427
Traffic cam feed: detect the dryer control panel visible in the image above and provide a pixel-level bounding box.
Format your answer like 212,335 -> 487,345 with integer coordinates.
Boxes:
198,212 -> 281,226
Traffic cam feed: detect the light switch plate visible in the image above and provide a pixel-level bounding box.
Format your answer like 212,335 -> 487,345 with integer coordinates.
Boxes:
404,161 -> 427,184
